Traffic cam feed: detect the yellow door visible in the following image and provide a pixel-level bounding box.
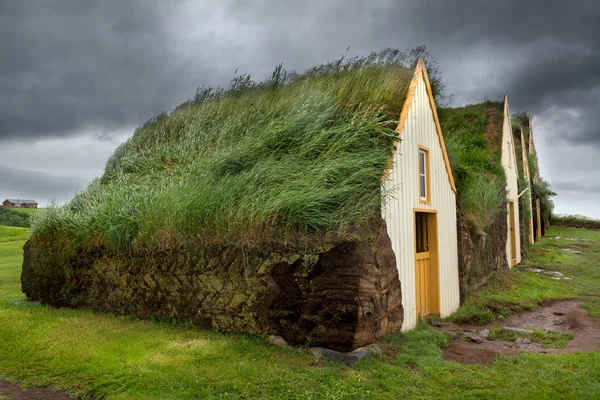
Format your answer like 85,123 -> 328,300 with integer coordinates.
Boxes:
415,253 -> 431,316
509,201 -> 517,267
415,211 -> 440,317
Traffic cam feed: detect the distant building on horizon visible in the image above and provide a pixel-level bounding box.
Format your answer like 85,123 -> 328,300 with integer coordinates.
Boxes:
2,198 -> 38,209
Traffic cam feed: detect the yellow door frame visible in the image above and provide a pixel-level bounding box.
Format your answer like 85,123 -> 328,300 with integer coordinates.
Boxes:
414,208 -> 440,316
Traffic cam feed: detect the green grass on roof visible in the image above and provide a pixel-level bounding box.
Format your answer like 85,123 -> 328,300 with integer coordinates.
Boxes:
31,49 -> 436,249
511,111 -> 530,146
439,102 -> 506,230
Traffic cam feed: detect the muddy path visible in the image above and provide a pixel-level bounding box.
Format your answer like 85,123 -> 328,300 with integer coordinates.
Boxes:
440,300 -> 600,365
0,380 -> 82,400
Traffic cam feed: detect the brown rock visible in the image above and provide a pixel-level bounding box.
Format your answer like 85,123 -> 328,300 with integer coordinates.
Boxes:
267,335 -> 287,346
310,344 -> 381,367
462,332 -> 484,343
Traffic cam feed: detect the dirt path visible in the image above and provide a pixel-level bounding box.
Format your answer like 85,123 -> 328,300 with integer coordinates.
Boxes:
441,300 -> 600,365
0,380 -> 77,400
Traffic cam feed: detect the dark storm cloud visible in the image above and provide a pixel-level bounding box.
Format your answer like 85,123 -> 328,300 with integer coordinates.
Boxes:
229,1 -> 600,104
3,0 -> 599,143
0,0 -> 218,141
553,181 -> 600,195
2,0 -> 600,215
398,0 -> 600,145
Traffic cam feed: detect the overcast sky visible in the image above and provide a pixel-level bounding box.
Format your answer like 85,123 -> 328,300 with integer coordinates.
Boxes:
1,0 -> 599,217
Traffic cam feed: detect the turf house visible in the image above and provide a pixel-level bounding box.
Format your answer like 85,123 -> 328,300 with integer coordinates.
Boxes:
512,115 -> 535,246
500,96 -> 522,267
381,59 -> 460,330
511,112 -> 554,245
438,100 -> 513,300
527,117 -> 553,239
22,50 -> 461,351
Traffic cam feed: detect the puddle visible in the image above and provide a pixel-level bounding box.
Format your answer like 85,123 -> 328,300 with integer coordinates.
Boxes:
549,237 -> 595,242
520,267 -> 571,280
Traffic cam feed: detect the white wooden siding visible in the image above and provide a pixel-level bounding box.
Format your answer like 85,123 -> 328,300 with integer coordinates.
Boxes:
382,75 -> 460,331
502,99 -> 522,265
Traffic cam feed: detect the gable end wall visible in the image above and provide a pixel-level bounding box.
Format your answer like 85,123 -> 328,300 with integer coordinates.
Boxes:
382,74 -> 460,331
502,102 -> 522,265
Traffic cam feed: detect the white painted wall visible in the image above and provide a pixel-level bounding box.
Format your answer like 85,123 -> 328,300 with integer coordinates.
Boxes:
382,74 -> 460,331
502,99 -> 522,266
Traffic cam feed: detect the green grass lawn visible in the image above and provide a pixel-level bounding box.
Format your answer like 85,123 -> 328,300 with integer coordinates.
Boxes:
0,226 -> 28,243
1,225 -> 599,399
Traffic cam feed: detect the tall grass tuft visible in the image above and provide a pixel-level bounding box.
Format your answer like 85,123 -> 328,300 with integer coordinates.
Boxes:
460,174 -> 506,229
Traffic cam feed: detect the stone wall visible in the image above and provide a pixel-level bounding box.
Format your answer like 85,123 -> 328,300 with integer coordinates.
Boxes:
22,220 -> 403,352
456,200 -> 509,302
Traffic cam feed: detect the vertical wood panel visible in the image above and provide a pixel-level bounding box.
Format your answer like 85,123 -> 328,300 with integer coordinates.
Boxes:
502,99 -> 522,266
383,75 -> 460,330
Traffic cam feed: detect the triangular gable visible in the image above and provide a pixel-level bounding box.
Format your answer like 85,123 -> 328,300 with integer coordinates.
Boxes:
387,58 -> 457,193
502,96 -> 518,170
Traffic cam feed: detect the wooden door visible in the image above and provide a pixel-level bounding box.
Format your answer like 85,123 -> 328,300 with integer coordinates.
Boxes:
509,201 -> 517,267
415,212 -> 439,317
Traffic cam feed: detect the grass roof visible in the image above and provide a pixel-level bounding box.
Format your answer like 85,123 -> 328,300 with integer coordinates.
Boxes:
511,114 -> 530,185
438,102 -> 506,230
32,49 -> 443,249
511,112 -> 531,148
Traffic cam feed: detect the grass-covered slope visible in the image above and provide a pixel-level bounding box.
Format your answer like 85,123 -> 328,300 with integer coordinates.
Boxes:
32,60 -> 421,250
438,102 -> 506,231
438,102 -> 509,298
